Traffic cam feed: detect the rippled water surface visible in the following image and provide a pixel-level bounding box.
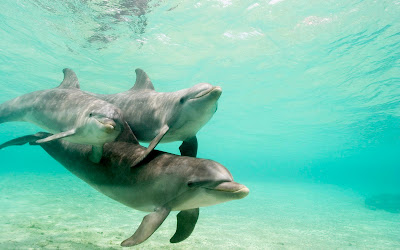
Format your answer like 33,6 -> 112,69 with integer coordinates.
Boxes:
0,0 -> 400,248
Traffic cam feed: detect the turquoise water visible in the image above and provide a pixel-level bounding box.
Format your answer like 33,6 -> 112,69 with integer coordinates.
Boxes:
1,0 -> 400,248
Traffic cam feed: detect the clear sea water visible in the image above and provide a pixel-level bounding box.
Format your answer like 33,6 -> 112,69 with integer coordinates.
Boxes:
1,0 -> 400,249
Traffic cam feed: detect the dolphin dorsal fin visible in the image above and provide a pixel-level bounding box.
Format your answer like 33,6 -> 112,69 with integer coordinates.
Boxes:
130,68 -> 155,91
58,68 -> 80,89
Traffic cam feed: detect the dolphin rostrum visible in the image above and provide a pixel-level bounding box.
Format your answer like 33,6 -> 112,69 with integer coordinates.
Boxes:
0,125 -> 249,247
0,69 -> 125,163
90,68 -> 222,164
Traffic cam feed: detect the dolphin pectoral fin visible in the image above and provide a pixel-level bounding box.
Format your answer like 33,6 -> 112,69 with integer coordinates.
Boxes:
130,125 -> 169,168
35,129 -> 76,144
89,146 -> 103,163
170,208 -> 199,243
0,133 -> 49,150
121,207 -> 171,247
116,122 -> 139,144
179,136 -> 198,157
145,124 -> 169,152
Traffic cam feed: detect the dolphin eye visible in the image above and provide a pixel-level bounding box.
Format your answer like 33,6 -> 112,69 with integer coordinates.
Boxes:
179,97 -> 186,104
89,113 -> 93,117
187,181 -> 194,187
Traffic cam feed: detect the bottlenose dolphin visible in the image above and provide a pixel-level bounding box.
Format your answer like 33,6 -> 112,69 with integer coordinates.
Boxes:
0,69 -> 124,163
0,126 -> 249,247
91,68 -> 222,164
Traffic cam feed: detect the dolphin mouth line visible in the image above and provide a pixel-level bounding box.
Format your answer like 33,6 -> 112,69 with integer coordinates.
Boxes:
204,187 -> 248,193
191,86 -> 221,100
203,182 -> 248,193
95,118 -> 116,132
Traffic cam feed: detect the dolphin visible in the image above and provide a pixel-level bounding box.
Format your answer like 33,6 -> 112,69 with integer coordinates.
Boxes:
90,68 -> 222,164
0,69 -> 125,163
0,125 -> 249,247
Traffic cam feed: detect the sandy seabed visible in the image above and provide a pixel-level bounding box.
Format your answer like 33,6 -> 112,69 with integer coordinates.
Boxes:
1,173 -> 399,249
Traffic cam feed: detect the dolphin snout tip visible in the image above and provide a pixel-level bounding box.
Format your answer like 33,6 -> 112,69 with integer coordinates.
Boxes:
212,86 -> 222,99
214,86 -> 222,92
237,185 -> 250,199
230,183 -> 249,199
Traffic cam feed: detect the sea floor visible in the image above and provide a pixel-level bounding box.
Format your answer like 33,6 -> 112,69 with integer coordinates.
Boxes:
1,173 -> 399,249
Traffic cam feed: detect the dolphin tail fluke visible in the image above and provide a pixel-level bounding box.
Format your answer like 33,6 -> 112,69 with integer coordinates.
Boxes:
0,132 -> 50,150
130,125 -> 169,168
121,207 -> 171,247
170,208 -> 199,243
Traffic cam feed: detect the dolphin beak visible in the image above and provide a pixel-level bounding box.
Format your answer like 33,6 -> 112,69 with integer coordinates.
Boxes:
205,181 -> 249,199
98,118 -> 117,134
192,86 -> 222,100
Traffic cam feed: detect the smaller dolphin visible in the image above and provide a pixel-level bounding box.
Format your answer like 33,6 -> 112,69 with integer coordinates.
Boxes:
91,68 -> 222,164
0,69 -> 124,163
0,125 -> 249,247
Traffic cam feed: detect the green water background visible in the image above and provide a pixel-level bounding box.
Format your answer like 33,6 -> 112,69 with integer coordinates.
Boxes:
0,0 -> 399,192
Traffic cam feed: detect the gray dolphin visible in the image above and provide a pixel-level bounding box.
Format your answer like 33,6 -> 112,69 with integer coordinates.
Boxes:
91,68 -> 222,164
0,69 -> 124,163
0,126 -> 249,247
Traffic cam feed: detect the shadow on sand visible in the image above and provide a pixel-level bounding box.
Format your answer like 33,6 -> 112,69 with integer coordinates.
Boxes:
365,194 -> 400,213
